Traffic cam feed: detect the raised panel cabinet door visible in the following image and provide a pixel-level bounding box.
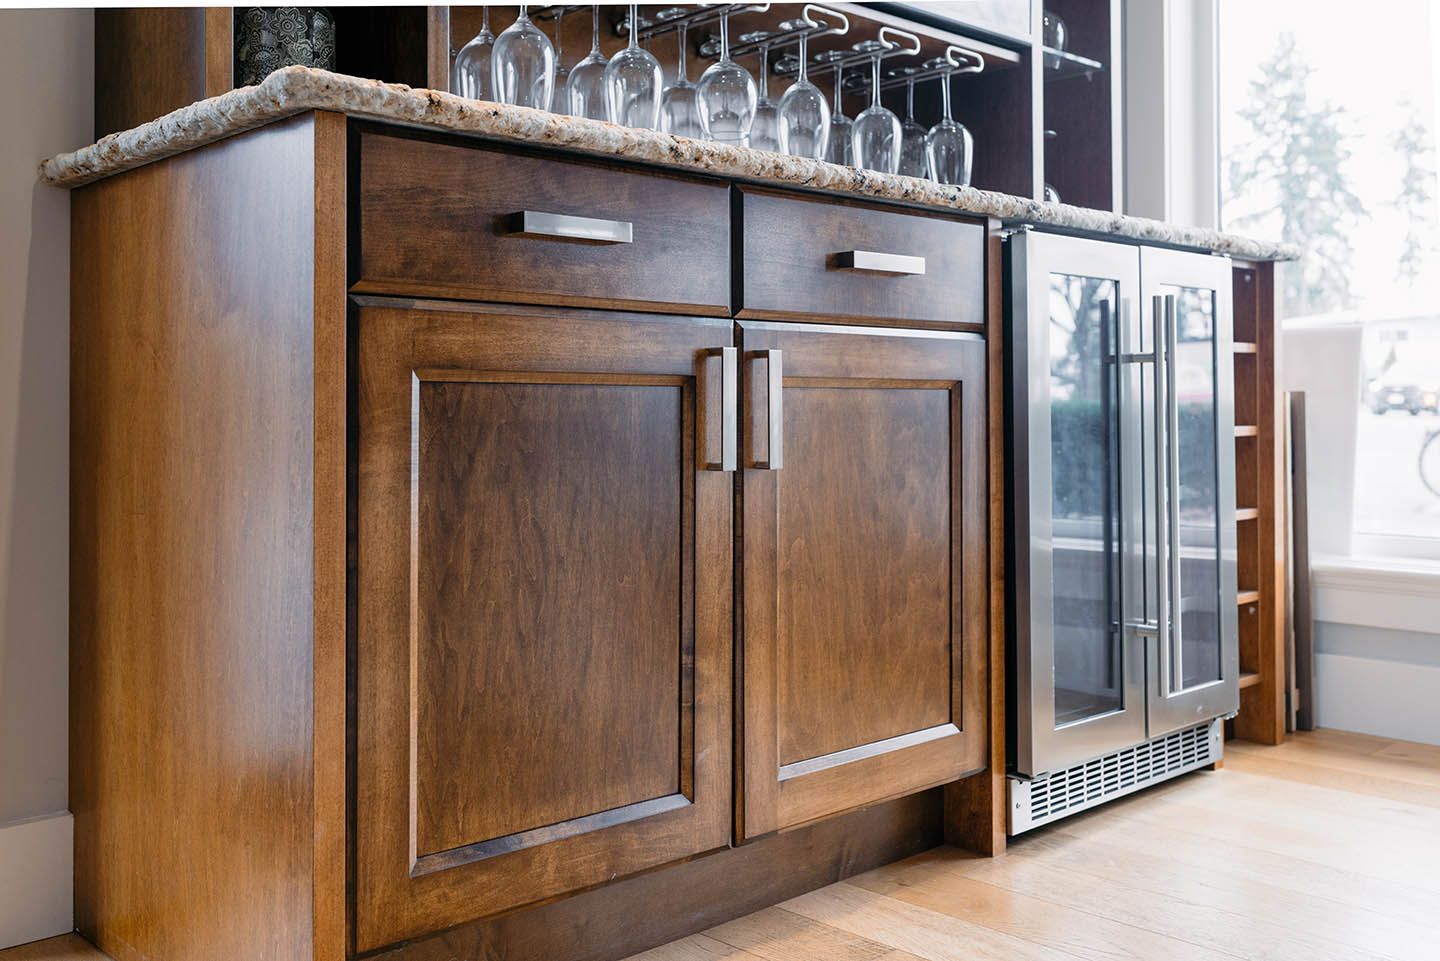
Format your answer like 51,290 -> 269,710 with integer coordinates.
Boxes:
736,320 -> 989,840
354,299 -> 734,951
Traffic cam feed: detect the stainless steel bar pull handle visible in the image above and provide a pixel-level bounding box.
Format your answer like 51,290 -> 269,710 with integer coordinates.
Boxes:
833,250 -> 927,275
699,347 -> 737,472
1163,293 -> 1182,693
750,349 -> 783,470
505,210 -> 634,244
1151,294 -> 1169,673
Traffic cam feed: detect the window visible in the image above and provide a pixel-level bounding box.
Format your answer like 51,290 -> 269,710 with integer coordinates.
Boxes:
1220,0 -> 1440,563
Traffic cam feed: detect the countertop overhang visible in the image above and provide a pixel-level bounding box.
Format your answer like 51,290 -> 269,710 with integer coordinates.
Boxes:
41,65 -> 1299,262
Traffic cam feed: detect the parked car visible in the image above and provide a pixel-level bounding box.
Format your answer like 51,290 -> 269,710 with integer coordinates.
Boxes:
1368,366 -> 1440,415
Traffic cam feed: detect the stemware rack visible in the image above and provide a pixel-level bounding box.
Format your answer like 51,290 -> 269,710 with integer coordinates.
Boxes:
93,1 -> 1123,211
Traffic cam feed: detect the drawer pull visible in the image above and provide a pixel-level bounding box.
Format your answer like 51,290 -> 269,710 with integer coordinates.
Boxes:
505,210 -> 634,244
834,250 -> 926,276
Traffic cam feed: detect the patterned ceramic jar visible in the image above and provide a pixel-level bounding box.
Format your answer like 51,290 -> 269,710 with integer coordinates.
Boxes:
235,7 -> 337,87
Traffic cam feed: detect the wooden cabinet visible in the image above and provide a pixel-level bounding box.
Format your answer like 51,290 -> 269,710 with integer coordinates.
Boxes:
353,299 -> 734,950
68,119 -> 999,961
735,321 -> 989,838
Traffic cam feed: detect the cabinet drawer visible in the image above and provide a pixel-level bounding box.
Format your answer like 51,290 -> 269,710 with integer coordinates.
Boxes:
354,129 -> 732,314
738,189 -> 985,328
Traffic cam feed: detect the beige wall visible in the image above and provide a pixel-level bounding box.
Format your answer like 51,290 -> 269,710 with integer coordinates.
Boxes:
0,9 -> 93,828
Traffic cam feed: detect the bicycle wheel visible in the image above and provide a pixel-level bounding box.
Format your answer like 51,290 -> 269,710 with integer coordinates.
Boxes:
1421,430 -> 1440,498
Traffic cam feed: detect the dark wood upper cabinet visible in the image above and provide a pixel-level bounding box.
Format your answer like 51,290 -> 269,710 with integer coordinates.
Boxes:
353,299 -> 734,950
736,320 -> 989,839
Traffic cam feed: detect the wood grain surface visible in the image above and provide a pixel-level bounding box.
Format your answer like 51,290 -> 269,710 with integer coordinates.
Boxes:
353,127 -> 732,313
70,115 -> 324,961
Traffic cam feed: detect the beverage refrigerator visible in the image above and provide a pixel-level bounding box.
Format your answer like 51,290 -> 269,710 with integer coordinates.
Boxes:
1006,230 -> 1240,834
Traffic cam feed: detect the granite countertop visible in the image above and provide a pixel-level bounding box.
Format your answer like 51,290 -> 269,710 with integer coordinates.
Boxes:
40,66 -> 1299,262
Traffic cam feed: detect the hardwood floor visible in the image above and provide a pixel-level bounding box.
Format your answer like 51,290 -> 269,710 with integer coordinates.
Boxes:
626,729 -> 1440,961
5,730 -> 1437,961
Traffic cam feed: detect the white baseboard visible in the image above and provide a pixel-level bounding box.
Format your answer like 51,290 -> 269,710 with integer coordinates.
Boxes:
0,811 -> 72,949
1315,653 -> 1440,747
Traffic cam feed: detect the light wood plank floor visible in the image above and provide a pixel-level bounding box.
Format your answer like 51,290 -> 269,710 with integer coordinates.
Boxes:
6,729 -> 1437,961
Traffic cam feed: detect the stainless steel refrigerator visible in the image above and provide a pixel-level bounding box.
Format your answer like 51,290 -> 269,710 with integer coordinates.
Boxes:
1007,231 -> 1240,834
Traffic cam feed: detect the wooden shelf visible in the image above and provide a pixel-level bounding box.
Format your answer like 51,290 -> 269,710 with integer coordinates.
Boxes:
1234,425 -> 1259,437
1235,507 -> 1259,521
1238,671 -> 1262,690
1233,341 -> 1259,354
1237,589 -> 1261,606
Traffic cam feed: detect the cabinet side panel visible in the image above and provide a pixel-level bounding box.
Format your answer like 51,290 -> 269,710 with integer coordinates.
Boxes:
70,116 -> 321,961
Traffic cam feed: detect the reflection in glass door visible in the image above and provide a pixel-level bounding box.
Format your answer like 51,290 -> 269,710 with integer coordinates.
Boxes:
1048,274 -> 1123,726
1168,284 -> 1223,692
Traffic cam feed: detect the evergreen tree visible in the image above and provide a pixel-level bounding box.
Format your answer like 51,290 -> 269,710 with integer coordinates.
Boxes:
1390,100 -> 1437,287
1225,32 -> 1365,317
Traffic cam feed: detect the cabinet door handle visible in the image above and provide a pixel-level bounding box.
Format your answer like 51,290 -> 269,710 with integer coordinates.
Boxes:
750,349 -> 783,470
505,210 -> 634,244
699,347 -> 737,472
833,250 -> 926,275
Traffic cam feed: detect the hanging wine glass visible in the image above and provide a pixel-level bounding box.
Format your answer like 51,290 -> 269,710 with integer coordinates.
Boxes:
898,70 -> 929,178
492,4 -> 556,110
747,35 -> 781,153
552,7 -> 569,94
660,14 -> 704,138
606,3 -> 664,129
777,20 -> 829,159
567,5 -> 608,120
451,5 -> 495,101
823,57 -> 853,165
850,39 -> 901,173
696,9 -> 756,144
925,65 -> 973,186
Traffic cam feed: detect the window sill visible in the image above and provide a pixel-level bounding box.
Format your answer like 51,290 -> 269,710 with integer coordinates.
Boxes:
1310,554 -> 1440,634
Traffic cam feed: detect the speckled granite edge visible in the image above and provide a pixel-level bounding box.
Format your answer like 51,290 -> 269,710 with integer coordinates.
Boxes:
40,66 -> 1300,262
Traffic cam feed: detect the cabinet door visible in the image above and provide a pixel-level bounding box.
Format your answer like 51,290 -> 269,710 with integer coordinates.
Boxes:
354,300 -> 733,951
736,320 -> 988,839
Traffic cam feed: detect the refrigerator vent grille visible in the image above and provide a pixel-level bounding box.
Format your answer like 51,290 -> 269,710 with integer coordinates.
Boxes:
1009,720 -> 1221,834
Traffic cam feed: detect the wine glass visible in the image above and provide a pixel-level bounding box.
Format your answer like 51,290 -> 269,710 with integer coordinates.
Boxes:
898,71 -> 928,178
747,36 -> 781,153
824,59 -> 853,165
451,5 -> 495,101
567,5 -> 608,120
850,40 -> 901,173
660,15 -> 704,137
551,7 -> 569,94
492,4 -> 556,110
606,3 -> 664,128
777,20 -> 829,158
696,9 -> 756,143
925,67 -> 973,185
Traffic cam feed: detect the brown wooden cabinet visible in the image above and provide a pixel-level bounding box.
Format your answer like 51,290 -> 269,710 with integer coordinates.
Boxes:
352,300 -> 735,949
735,321 -> 989,839
68,115 -> 1000,961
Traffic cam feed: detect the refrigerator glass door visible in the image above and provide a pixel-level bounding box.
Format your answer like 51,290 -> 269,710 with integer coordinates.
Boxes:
1142,248 -> 1240,736
1011,232 -> 1147,776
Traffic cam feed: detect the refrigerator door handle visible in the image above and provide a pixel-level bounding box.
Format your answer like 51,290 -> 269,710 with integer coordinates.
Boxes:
1151,294 -> 1171,695
1160,292 -> 1182,699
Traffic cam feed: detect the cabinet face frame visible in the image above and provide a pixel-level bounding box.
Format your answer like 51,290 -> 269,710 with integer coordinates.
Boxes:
735,320 -> 989,840
352,298 -> 733,951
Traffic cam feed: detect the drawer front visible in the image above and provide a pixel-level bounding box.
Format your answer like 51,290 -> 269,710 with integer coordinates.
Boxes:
739,189 -> 985,328
355,129 -> 732,314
